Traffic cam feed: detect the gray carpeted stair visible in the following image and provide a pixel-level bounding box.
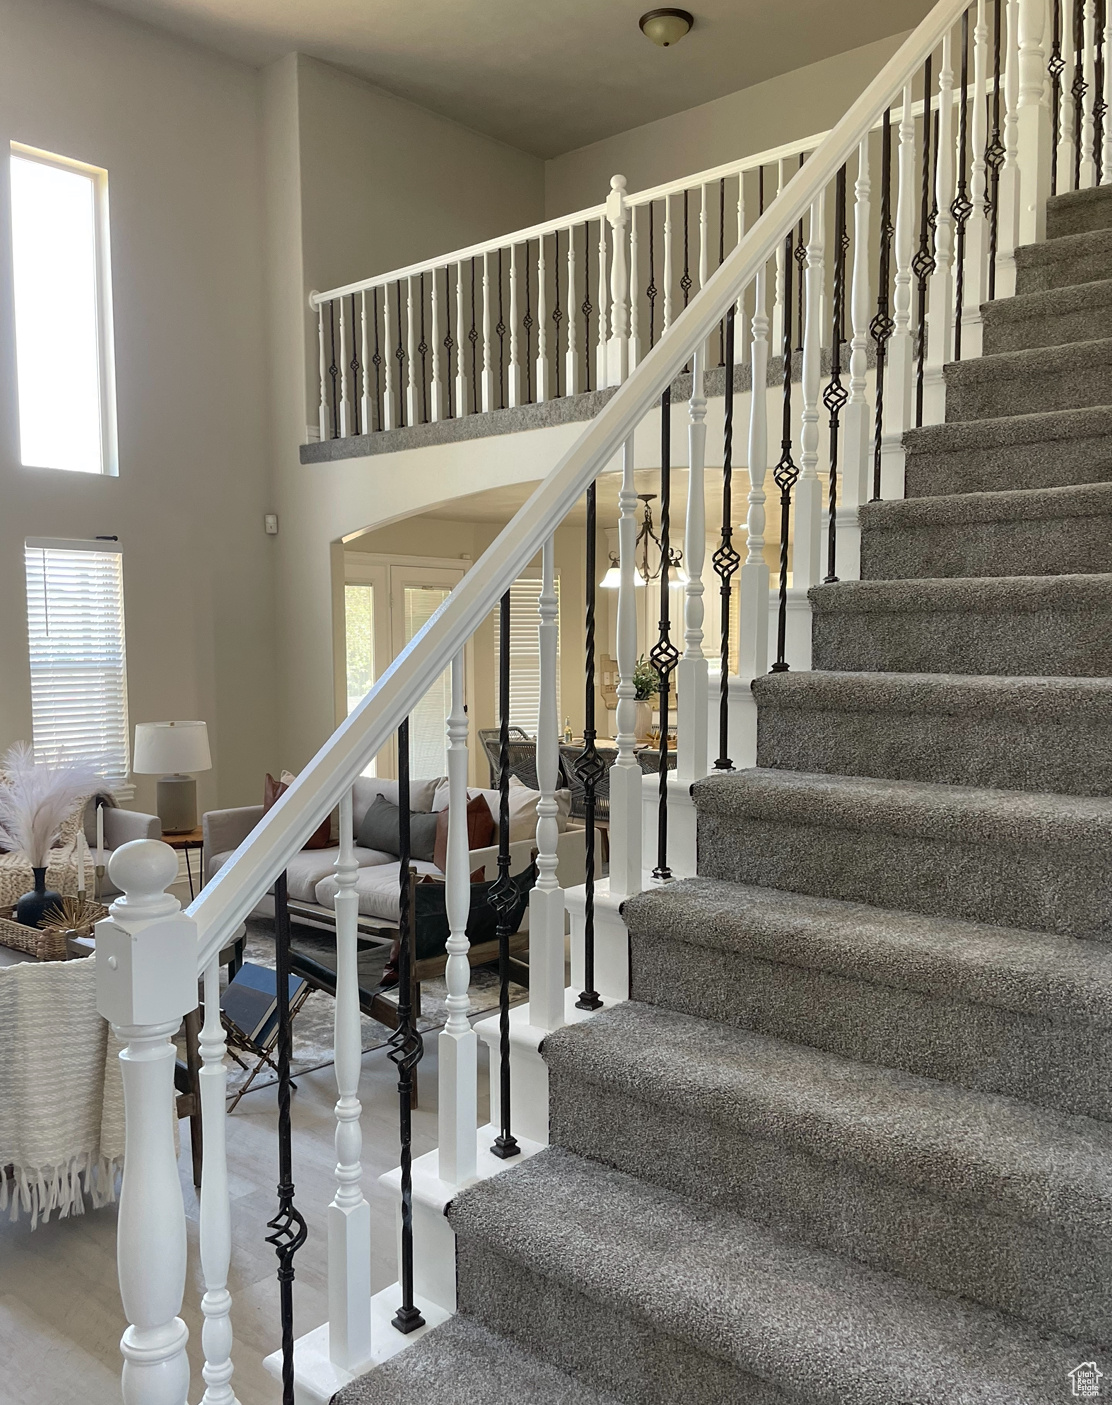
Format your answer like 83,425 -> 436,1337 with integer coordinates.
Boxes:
1046,181 -> 1112,238
943,337 -> 1112,421
981,278 -> 1112,353
753,670 -> 1112,794
1015,225 -> 1112,291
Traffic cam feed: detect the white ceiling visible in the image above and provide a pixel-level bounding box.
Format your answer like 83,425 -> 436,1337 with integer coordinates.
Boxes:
92,0 -> 933,158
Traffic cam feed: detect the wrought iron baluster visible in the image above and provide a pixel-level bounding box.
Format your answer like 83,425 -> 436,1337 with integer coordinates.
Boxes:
713,305 -> 739,769
772,227 -> 799,669
794,153 -> 806,353
1051,0 -> 1065,194
266,872 -> 308,1405
650,389 -> 680,879
349,293 -> 361,436
915,55 -> 937,426
681,190 -> 692,308
443,266 -> 455,420
575,483 -> 605,1010
986,0 -> 1006,298
825,164 -> 850,583
872,109 -> 895,499
496,250 -> 506,411
552,229 -> 564,399
469,258 -> 479,415
524,240 -> 534,404
388,720 -> 425,1333
647,202 -> 658,349
582,224 -> 594,392
952,12 -> 973,362
1096,0 -> 1107,182
394,279 -> 407,429
490,595 -> 522,1159
328,303 -> 339,439
372,288 -> 383,433
1074,0 -> 1088,188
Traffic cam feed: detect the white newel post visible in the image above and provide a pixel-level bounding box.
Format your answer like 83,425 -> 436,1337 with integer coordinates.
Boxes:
996,0 -> 1023,298
328,789 -> 373,1371
606,176 -> 630,388
609,437 -> 643,898
885,83 -> 917,495
530,539 -> 567,1030
198,953 -> 238,1405
736,258 -> 770,767
925,41 -> 956,424
96,840 -> 198,1405
841,138 -> 873,578
677,346 -> 709,782
1017,0 -> 1052,243
439,655 -> 479,1180
794,192 -> 825,600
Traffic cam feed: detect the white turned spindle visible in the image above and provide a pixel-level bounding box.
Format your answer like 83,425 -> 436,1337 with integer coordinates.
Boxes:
430,273 -> 443,422
536,237 -> 549,402
841,138 -> 874,574
629,205 -> 641,370
198,955 -> 237,1405
327,790 -> 372,1368
698,182 -> 709,291
1081,0 -> 1098,186
677,346 -> 709,782
1103,0 -> 1112,180
439,656 -> 479,1179
316,303 -> 329,440
481,254 -> 494,412
530,540 -> 566,1029
606,176 -> 630,387
608,436 -> 642,899
963,2 -> 990,356
338,298 -> 350,438
382,285 -> 397,431
596,216 -> 608,388
925,41 -> 956,422
508,246 -> 521,408
359,291 -> 371,434
1059,5 -> 1078,193
566,230 -> 579,393
794,192 -> 825,592
772,159 -> 787,350
455,261 -> 468,416
737,175 -> 749,364
405,276 -> 418,426
663,194 -> 674,331
736,259 -> 770,767
96,840 -> 196,1405
996,0 -> 1023,297
886,82 -> 917,488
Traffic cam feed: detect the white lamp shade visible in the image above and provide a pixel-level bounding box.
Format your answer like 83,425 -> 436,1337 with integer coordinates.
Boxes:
133,720 -> 212,775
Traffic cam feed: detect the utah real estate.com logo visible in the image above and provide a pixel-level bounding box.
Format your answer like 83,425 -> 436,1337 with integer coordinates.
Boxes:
1070,1363 -> 1105,1399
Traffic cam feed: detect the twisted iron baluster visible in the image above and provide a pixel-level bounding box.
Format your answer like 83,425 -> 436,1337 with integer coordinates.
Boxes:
388,720 -> 425,1333
986,0 -> 1006,299
372,288 -> 383,433
651,389 -> 680,879
872,109 -> 895,500
266,872 -> 308,1405
772,228 -> 799,671
328,303 -> 339,439
915,55 -> 937,427
647,202 -> 657,349
394,279 -> 407,429
794,152 -> 806,354
680,189 -> 692,308
496,251 -> 506,411
443,266 -> 455,420
575,482 -> 605,1010
524,240 -> 534,404
582,224 -> 594,392
1074,0 -> 1087,189
713,305 -> 740,769
469,258 -> 479,414
825,164 -> 850,584
490,595 -> 521,1159
552,229 -> 564,399
952,13 -> 973,363
1050,0 -> 1065,195
1097,0 -> 1107,183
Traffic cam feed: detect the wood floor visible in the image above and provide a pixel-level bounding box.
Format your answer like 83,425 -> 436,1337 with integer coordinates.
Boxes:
0,1029 -> 491,1405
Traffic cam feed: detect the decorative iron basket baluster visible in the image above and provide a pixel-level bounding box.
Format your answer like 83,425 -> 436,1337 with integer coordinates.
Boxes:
650,388 -> 680,879
394,278 -> 407,429
575,482 -> 605,1010
647,202 -> 658,349
388,719 -> 425,1333
523,240 -> 534,404
496,250 -> 506,411
773,228 -> 800,668
1074,0 -> 1088,188
825,164 -> 850,583
794,153 -> 806,354
986,1 -> 1006,298
349,293 -> 361,436
914,55 -> 938,426
266,871 -> 308,1405
713,305 -> 740,769
328,302 -> 339,439
552,229 -> 564,399
951,13 -> 974,362
372,288 -> 384,433
443,266 -> 455,420
490,595 -> 521,1159
872,109 -> 896,499
680,189 -> 692,308
582,224 -> 594,392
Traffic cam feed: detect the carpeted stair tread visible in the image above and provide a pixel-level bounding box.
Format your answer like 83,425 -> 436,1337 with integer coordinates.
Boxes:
753,669 -> 1112,794
981,277 -> 1112,353
943,337 -> 1112,421
449,1147 -> 1097,1405
621,876 -> 1112,1028
862,480 -> 1112,527
1015,225 -> 1112,291
542,1000 -> 1112,1233
903,403 -> 1112,495
1047,182 -> 1112,239
333,1315 -> 625,1405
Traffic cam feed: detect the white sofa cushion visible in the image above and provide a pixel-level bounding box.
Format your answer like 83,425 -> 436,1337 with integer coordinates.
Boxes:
208,844 -> 395,903
431,775 -> 570,840
314,859 -> 441,922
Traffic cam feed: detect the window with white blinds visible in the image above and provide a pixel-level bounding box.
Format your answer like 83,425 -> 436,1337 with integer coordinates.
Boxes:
24,540 -> 130,787
494,575 -> 561,736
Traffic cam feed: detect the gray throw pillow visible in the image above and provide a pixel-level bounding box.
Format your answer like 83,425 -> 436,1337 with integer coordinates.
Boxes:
356,793 -> 438,863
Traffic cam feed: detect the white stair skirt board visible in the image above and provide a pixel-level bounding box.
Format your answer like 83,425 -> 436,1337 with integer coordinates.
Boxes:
474,988 -> 617,1146
834,503 -> 864,582
880,431 -> 906,501
566,877 -> 630,1004
380,1124 -> 546,1313
767,587 -> 813,672
705,670 -> 749,772
641,771 -> 698,879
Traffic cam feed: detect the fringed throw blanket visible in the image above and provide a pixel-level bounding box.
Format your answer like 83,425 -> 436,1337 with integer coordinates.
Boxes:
0,955 -> 125,1227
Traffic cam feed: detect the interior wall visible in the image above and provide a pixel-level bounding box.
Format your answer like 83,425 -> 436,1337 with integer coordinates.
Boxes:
543,33 -> 909,217
0,0 -> 277,816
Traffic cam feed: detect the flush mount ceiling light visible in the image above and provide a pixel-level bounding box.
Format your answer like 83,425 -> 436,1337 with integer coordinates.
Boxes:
639,8 -> 694,46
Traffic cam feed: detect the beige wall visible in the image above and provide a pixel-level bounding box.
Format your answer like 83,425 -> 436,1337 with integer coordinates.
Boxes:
0,0 -> 278,816
543,33 -> 908,218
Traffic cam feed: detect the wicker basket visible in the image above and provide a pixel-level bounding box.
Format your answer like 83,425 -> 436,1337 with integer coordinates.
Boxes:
0,902 -> 108,963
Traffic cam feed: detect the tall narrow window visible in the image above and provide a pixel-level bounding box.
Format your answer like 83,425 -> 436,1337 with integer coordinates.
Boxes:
24,540 -> 130,787
494,574 -> 561,736
9,144 -> 117,474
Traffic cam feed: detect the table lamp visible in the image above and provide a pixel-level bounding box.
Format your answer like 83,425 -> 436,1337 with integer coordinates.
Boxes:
133,721 -> 212,833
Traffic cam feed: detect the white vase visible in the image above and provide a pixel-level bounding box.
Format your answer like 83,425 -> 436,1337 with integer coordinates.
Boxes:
634,700 -> 653,742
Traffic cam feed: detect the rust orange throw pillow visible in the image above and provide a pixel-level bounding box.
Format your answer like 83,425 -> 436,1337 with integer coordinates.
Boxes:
433,794 -> 496,873
264,773 -> 333,849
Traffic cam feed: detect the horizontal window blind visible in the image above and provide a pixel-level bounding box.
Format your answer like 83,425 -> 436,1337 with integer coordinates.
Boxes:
494,575 -> 561,737
24,541 -> 130,787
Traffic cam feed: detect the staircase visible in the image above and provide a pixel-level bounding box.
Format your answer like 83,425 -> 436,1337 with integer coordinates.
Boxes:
333,185 -> 1112,1403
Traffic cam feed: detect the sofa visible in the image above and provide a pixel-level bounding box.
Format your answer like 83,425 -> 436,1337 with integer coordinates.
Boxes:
203,774 -> 597,933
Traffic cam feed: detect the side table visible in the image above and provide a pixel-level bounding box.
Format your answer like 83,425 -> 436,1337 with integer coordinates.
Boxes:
163,826 -> 204,901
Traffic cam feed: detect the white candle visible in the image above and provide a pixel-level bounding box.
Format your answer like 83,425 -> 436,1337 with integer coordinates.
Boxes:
96,803 -> 104,871
76,829 -> 88,898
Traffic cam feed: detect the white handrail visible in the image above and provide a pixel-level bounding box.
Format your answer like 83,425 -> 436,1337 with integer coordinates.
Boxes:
193,0 -> 974,972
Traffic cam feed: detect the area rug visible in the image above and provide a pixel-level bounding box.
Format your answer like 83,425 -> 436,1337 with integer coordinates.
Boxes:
195,918 -> 526,1102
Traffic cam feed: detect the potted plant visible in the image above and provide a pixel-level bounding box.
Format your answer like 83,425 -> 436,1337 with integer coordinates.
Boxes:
632,656 -> 660,742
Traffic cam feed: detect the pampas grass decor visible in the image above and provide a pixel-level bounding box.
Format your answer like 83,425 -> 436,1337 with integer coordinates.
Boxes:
0,744 -> 102,868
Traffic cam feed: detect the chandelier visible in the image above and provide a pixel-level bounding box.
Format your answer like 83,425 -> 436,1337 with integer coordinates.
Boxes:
601,494 -> 685,588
